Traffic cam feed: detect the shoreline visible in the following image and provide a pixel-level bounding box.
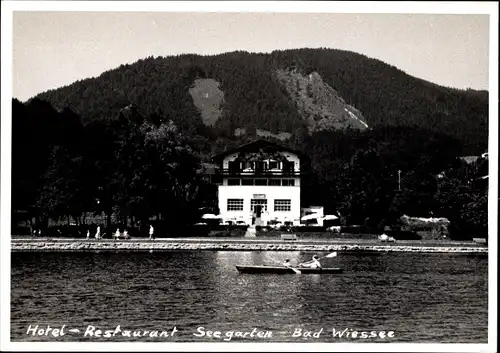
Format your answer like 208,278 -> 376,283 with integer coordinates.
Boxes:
11,238 -> 488,254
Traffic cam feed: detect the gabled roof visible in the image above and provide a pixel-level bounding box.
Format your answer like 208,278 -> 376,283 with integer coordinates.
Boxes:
211,139 -> 304,161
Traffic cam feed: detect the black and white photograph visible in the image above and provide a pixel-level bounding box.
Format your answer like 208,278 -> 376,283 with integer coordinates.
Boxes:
1,1 -> 498,352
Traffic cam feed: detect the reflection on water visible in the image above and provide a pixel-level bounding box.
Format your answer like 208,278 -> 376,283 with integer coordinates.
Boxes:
214,251 -> 303,267
11,251 -> 487,343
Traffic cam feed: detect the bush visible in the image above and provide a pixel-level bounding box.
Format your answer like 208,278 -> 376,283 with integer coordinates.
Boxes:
386,230 -> 421,240
207,228 -> 248,237
340,225 -> 382,234
447,222 -> 475,241
297,226 -> 327,232
11,225 -> 32,236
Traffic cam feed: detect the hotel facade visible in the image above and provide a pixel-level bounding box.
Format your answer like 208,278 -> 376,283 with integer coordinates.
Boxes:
212,140 -> 304,226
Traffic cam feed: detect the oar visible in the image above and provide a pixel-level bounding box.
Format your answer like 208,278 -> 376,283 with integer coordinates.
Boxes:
321,251 -> 338,259
289,265 -> 302,274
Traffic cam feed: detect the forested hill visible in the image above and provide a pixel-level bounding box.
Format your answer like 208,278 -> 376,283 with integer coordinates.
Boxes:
33,48 -> 488,154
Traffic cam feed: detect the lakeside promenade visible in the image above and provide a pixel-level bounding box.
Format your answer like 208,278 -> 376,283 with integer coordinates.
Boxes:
11,237 -> 488,254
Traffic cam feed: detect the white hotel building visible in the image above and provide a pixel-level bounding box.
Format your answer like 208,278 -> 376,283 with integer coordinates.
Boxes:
212,140 -> 304,226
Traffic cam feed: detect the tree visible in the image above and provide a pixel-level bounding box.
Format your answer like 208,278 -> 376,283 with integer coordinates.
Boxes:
36,146 -> 87,225
388,170 -> 438,218
459,194 -> 488,238
140,120 -> 202,230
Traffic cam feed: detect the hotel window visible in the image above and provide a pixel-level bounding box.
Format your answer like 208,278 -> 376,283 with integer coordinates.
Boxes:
255,161 -> 265,173
282,179 -> 295,186
242,179 -> 254,186
269,160 -> 279,170
274,199 -> 291,212
228,178 -> 241,186
228,161 -> 240,173
254,179 -> 267,186
227,199 -> 244,211
283,161 -> 295,173
268,179 -> 281,186
251,199 -> 268,212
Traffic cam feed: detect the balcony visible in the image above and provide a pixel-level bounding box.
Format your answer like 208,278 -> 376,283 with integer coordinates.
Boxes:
217,168 -> 301,177
219,160 -> 300,176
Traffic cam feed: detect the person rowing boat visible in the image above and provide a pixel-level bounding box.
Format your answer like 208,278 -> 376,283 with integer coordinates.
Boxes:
299,255 -> 322,268
282,258 -> 302,274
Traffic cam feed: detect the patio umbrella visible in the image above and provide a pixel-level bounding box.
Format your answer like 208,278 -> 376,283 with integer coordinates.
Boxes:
322,215 -> 339,221
301,213 -> 321,221
201,213 -> 221,219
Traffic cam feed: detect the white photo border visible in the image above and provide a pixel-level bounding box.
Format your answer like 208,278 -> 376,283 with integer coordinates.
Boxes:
1,1 -> 497,352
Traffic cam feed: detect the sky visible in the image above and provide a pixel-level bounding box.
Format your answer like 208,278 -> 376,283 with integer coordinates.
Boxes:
5,2 -> 496,101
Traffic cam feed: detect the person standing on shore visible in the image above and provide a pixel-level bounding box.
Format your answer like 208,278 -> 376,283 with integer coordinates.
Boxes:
379,233 -> 389,242
149,225 -> 155,240
86,230 -> 90,239
95,225 -> 101,240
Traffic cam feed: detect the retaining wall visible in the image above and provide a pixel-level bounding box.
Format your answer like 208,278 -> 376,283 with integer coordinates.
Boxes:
10,241 -> 488,254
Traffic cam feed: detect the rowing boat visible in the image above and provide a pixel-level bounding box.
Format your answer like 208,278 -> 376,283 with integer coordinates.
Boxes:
235,265 -> 343,274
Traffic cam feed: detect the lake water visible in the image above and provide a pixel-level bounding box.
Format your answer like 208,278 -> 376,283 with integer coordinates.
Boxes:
11,251 -> 488,343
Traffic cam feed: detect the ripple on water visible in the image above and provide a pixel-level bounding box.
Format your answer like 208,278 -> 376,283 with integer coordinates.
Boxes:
10,251 -> 488,343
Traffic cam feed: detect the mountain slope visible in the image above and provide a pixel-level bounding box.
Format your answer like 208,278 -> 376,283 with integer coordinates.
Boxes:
275,69 -> 368,132
188,78 -> 224,127
32,49 -> 489,154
